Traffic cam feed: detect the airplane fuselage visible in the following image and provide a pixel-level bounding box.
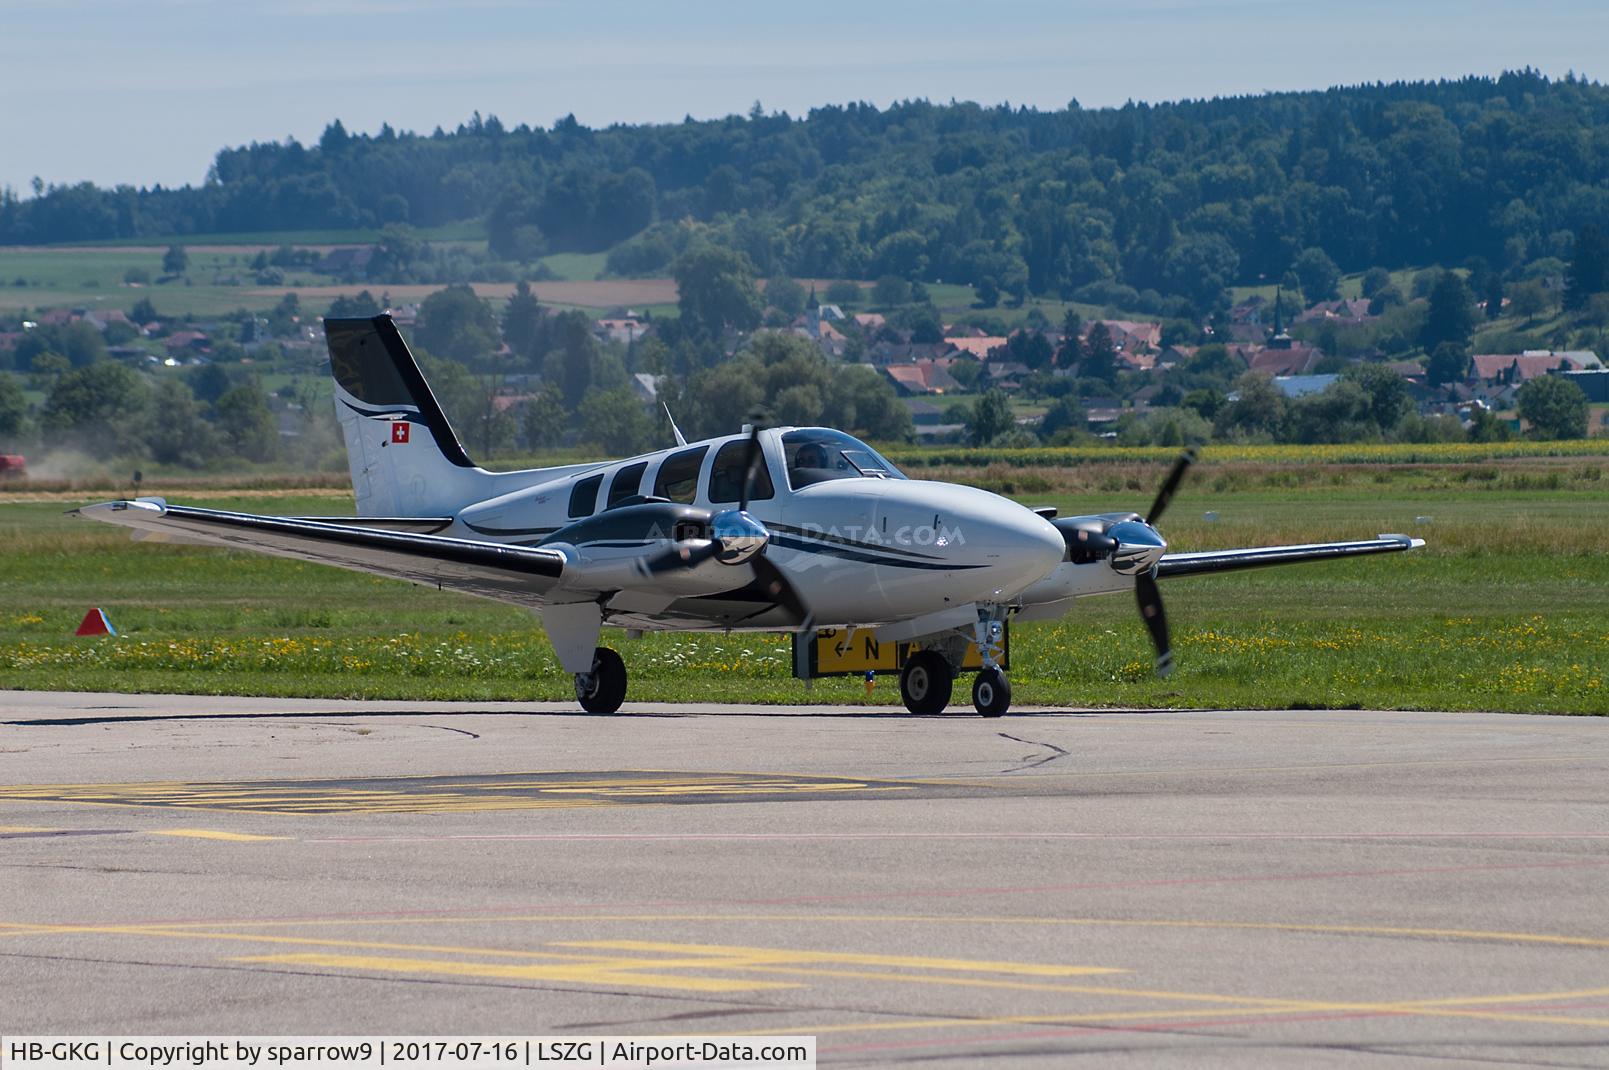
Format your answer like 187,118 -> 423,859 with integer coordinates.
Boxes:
449,427 -> 1071,630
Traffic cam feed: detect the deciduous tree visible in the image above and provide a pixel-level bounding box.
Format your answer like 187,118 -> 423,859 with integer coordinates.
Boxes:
966,389 -> 1015,446
1517,375 -> 1589,439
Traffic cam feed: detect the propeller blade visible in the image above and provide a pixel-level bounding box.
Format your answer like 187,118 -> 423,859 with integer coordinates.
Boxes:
1146,447 -> 1198,526
751,553 -> 814,632
738,424 -> 764,513
1135,570 -> 1173,677
641,539 -> 721,575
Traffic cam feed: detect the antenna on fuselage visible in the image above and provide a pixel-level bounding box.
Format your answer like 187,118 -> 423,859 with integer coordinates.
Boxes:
663,403 -> 688,447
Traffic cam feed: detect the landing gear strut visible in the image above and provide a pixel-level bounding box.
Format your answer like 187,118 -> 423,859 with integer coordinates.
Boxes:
575,646 -> 627,714
899,650 -> 953,715
971,607 -> 1011,718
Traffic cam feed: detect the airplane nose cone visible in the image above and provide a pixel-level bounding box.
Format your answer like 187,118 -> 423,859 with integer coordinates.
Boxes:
932,487 -> 1065,599
982,503 -> 1067,595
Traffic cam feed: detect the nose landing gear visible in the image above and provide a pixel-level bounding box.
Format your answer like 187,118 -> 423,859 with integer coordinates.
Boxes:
895,607 -> 1014,717
575,646 -> 627,714
972,666 -> 1011,718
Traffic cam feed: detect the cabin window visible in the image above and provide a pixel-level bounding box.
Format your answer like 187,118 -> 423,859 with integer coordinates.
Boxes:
605,461 -> 649,509
653,446 -> 709,504
567,473 -> 603,518
708,439 -> 775,504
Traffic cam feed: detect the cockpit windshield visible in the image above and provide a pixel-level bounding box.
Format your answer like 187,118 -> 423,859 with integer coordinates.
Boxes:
782,429 -> 906,489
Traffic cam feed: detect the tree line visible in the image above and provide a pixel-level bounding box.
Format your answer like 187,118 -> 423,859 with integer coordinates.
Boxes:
5,72 -> 1609,316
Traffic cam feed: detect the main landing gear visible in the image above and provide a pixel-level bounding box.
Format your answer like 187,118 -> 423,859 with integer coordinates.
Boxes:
899,650 -> 953,715
897,606 -> 1013,718
575,646 -> 627,714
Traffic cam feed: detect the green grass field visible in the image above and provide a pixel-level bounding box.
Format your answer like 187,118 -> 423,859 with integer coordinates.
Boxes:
539,251 -> 609,281
2,451 -> 1604,713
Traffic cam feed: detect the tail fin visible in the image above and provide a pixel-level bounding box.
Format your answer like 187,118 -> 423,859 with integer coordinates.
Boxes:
325,314 -> 486,517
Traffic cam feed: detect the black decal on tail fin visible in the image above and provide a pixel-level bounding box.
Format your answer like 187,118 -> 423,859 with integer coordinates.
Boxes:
325,314 -> 474,468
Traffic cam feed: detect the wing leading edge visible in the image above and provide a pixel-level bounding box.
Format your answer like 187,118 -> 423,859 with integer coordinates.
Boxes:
1156,534 -> 1424,579
74,499 -> 566,607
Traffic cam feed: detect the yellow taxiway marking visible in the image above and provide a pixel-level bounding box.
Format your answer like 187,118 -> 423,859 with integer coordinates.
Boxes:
231,952 -> 802,993
1,916 -> 1604,1030
147,829 -> 286,842
6,912 -> 1609,953
561,940 -> 1122,977
0,770 -> 923,814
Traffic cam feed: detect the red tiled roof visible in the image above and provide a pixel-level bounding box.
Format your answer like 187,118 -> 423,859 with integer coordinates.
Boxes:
1246,345 -> 1322,376
1470,353 -> 1590,382
946,336 -> 1007,359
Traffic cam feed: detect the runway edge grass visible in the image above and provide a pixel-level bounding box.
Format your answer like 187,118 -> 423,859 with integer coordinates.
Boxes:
2,460 -> 1606,715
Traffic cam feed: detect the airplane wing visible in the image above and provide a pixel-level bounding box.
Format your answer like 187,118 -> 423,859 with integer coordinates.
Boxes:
1156,535 -> 1424,578
74,499 -> 567,607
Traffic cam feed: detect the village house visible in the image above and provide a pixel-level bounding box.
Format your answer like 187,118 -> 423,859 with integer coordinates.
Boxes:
1295,298 -> 1375,326
944,336 -> 1009,360
881,359 -> 963,396
595,317 -> 646,345
1091,320 -> 1163,355
1469,350 -> 1601,385
1231,341 -> 1325,377
163,330 -> 211,357
1228,295 -> 1269,324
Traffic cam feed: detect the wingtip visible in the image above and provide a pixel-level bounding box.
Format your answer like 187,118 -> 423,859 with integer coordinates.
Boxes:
73,497 -> 168,521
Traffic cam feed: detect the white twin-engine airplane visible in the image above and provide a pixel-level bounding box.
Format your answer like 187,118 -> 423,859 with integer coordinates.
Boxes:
77,315 -> 1424,717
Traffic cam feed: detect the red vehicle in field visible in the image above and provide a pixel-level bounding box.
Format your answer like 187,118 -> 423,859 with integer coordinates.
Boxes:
0,455 -> 26,478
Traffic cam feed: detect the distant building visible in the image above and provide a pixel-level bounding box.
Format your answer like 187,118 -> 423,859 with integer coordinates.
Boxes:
1244,344 -> 1324,377
945,336 -> 1009,360
1469,350 -> 1600,385
1560,368 -> 1609,403
1272,374 -> 1340,399
882,360 -> 962,396
595,317 -> 646,345
1295,298 -> 1375,325
629,373 -> 665,403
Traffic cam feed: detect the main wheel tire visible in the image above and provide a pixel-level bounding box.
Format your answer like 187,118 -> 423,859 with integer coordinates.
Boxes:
972,667 -> 1011,718
900,650 -> 953,715
576,646 -> 627,714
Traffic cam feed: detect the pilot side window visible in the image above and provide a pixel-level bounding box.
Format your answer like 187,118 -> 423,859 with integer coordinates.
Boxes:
782,428 -> 903,489
708,439 -> 775,504
605,461 -> 649,509
652,446 -> 709,504
567,473 -> 603,518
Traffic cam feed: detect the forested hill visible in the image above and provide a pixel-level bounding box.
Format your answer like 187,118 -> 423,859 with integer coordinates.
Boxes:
5,70 -> 1607,312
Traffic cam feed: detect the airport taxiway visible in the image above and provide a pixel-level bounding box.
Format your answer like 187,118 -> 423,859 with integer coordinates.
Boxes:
2,691 -> 1607,1067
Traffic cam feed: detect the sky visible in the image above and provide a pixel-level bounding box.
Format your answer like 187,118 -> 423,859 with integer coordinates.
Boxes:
3,0 -> 1606,194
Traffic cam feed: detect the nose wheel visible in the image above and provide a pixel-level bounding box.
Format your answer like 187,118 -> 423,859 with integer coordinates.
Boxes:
575,646 -> 627,714
899,650 -> 953,715
972,667 -> 1011,718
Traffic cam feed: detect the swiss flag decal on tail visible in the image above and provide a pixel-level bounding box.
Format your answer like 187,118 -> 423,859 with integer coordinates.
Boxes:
391,422 -> 410,444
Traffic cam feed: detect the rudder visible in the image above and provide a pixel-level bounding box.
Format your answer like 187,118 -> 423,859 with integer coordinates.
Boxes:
325,314 -> 486,517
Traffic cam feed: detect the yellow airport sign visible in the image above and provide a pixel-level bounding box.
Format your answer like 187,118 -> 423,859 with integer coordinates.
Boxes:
793,626 -> 1007,679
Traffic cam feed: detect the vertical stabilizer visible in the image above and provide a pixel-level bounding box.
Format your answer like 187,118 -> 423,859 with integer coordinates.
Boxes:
325,315 -> 488,517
